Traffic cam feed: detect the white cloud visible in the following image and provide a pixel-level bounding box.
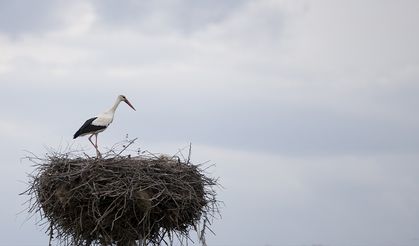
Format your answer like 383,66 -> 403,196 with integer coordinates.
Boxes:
0,119 -> 21,138
52,1 -> 97,37
0,118 -> 52,143
285,0 -> 419,77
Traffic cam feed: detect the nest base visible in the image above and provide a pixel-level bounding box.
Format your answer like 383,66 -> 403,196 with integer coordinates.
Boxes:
23,148 -> 219,246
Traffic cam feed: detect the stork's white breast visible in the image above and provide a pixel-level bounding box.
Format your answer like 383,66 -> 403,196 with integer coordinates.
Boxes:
92,113 -> 114,126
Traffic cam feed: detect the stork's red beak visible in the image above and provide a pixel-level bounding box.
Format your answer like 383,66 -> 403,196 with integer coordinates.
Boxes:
125,99 -> 136,111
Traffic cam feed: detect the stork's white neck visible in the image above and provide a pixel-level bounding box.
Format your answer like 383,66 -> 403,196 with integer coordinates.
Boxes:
107,97 -> 123,114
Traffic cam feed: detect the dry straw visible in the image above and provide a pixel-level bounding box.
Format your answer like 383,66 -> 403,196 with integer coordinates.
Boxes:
22,139 -> 220,246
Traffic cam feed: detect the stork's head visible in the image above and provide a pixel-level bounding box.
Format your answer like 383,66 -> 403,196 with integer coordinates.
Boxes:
118,95 -> 136,111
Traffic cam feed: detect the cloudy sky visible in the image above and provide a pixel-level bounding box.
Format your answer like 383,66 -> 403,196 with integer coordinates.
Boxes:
1,0 -> 419,245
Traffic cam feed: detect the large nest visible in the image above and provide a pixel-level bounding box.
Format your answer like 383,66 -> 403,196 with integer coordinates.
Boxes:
23,141 -> 220,246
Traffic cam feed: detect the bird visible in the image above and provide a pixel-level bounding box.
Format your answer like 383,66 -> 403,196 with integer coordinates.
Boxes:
73,95 -> 136,157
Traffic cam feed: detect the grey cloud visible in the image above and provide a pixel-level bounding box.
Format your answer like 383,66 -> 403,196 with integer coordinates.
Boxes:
0,0 -> 63,35
2,71 -> 419,157
133,96 -> 419,156
91,0 -> 250,33
0,0 -> 251,36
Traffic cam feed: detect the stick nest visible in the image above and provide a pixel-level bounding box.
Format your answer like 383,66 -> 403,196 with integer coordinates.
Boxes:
23,143 -> 219,246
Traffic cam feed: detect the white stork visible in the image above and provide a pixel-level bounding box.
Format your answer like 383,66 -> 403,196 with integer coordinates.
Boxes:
73,95 -> 136,157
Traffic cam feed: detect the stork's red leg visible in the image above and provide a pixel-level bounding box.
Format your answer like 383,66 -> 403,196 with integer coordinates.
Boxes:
88,134 -> 96,148
95,133 -> 102,158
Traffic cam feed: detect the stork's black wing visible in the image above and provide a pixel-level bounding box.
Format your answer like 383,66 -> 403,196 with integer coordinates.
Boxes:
73,117 -> 107,139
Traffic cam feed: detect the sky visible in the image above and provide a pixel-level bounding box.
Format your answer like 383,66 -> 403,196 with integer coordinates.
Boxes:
1,0 -> 419,245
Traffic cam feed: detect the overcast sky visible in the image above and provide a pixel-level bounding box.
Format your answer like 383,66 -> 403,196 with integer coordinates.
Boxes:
1,0 -> 419,245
